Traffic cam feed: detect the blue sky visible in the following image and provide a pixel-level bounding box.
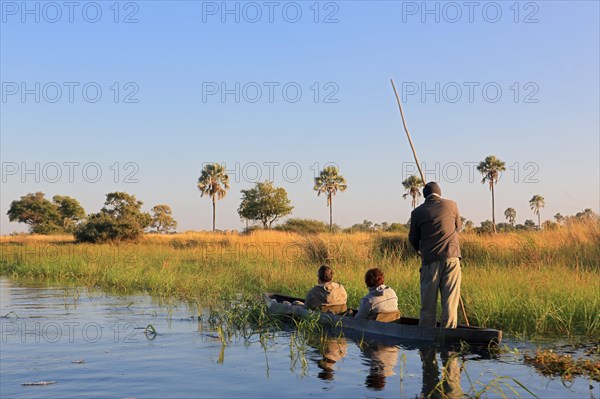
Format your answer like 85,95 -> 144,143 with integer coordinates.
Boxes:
1,0 -> 599,233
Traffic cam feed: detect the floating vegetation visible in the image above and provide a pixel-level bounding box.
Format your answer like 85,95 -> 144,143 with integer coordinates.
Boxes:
524,349 -> 600,381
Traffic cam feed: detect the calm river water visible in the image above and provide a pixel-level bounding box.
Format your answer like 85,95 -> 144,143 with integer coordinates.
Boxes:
0,278 -> 597,398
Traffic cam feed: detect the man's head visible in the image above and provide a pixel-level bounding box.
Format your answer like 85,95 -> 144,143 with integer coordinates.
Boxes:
423,182 -> 442,199
318,265 -> 333,283
364,268 -> 385,288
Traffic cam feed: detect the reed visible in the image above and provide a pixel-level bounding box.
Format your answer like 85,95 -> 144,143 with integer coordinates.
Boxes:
1,221 -> 598,338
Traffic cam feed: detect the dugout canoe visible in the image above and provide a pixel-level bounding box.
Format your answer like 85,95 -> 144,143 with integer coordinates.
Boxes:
265,293 -> 502,346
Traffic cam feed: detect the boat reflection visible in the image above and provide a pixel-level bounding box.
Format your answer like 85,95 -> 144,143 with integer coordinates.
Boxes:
359,342 -> 400,390
358,340 -> 463,395
307,328 -> 475,395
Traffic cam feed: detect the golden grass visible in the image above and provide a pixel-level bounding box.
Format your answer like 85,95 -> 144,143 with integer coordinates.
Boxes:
1,221 -> 598,338
2,220 -> 596,251
0,234 -> 75,244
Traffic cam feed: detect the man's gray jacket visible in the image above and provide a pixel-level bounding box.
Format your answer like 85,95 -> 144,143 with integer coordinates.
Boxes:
409,195 -> 462,264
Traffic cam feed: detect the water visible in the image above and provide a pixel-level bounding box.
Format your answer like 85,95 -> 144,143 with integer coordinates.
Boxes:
1,278 -> 597,398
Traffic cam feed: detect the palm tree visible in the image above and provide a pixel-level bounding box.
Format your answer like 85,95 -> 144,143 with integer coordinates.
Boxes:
314,166 -> 347,232
504,207 -> 517,227
529,195 -> 545,229
197,163 -> 230,231
402,175 -> 424,209
477,155 -> 506,233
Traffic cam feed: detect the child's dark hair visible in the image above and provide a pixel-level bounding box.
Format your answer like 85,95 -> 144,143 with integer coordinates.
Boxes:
364,268 -> 384,288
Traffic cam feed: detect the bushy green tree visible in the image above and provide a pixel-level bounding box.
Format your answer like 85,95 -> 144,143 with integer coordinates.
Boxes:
575,208 -> 596,220
384,223 -> 409,233
7,192 -> 85,234
463,219 -> 475,232
554,213 -> 564,225
496,222 -> 513,232
53,195 -> 86,232
542,220 -> 558,230
238,181 -> 293,228
524,219 -> 537,230
346,220 -> 375,232
150,204 -> 177,233
478,220 -> 495,234
75,192 -> 151,243
274,218 -> 333,234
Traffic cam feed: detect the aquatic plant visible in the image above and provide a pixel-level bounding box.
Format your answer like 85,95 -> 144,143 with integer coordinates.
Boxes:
1,222 -> 599,338
524,349 -> 600,382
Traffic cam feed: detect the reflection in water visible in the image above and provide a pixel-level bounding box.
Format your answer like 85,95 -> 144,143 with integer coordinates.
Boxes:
360,343 -> 400,390
420,345 -> 463,399
2,279 -> 592,398
310,337 -> 348,380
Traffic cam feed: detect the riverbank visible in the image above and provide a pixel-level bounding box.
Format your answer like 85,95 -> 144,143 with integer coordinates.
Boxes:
1,222 -> 599,338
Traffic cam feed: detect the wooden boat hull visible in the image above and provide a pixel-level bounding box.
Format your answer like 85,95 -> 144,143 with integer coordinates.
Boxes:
265,293 -> 502,346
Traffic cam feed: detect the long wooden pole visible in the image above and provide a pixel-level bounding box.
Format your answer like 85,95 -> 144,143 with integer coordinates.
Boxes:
390,79 -> 470,326
390,79 -> 426,183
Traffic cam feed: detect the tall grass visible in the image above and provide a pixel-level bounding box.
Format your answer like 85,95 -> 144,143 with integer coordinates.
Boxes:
1,221 -> 598,338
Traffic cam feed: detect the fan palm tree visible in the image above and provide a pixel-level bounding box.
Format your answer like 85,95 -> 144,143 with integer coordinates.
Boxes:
402,175 -> 424,209
314,166 -> 347,232
504,207 -> 517,227
477,155 -> 506,233
197,163 -> 230,231
529,195 -> 545,229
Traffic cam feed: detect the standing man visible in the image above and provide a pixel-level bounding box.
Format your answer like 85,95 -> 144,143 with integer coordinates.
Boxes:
409,182 -> 462,328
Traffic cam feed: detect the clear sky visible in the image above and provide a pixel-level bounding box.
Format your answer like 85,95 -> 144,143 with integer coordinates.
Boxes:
1,0 -> 599,233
